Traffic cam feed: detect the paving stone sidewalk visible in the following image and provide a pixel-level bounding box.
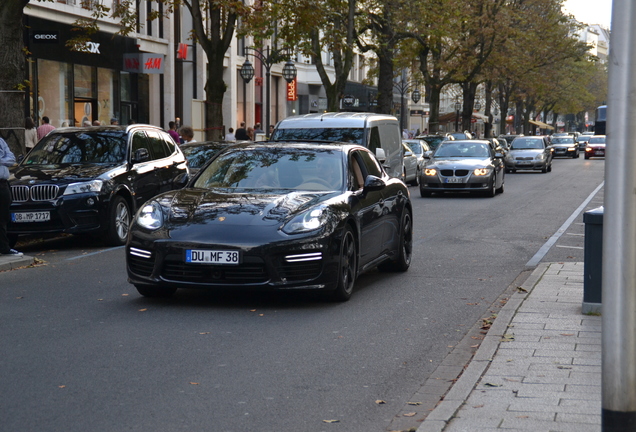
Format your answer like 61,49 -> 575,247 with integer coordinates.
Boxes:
418,262 -> 601,432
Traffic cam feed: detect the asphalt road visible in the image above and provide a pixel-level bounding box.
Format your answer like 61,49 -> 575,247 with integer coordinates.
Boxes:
0,154 -> 605,432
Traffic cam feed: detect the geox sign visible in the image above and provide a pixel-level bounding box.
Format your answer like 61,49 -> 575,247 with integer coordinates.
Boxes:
77,42 -> 101,54
32,31 -> 59,44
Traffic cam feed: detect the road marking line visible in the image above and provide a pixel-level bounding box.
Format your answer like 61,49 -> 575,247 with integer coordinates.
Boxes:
66,246 -> 124,261
556,245 -> 584,250
526,181 -> 604,267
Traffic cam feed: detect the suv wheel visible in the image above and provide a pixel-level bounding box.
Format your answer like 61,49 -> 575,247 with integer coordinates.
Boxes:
105,196 -> 131,246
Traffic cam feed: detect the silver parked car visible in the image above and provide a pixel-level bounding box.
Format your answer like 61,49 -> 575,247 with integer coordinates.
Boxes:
504,136 -> 553,173
402,139 -> 431,186
419,140 -> 505,197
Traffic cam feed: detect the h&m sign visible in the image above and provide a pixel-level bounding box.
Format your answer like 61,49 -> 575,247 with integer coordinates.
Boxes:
123,53 -> 165,74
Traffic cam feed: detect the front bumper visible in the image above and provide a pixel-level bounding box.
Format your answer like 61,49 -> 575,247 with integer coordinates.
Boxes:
504,159 -> 547,170
126,234 -> 341,292
420,171 -> 494,192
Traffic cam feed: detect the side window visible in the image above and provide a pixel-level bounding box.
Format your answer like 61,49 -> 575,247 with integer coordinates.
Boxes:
368,126 -> 381,155
160,131 -> 176,155
349,151 -> 365,190
131,131 -> 150,157
146,130 -> 169,160
358,149 -> 383,178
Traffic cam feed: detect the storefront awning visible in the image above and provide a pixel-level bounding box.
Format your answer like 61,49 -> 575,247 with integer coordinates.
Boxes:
529,120 -> 554,130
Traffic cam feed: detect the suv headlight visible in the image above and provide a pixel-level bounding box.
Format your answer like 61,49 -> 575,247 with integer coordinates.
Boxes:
63,179 -> 103,195
136,200 -> 164,230
282,205 -> 328,234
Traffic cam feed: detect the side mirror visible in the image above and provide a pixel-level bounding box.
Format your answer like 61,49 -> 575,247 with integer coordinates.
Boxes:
133,148 -> 150,163
363,175 -> 386,192
404,151 -> 413,157
375,147 -> 386,162
173,172 -> 189,189
424,150 -> 433,158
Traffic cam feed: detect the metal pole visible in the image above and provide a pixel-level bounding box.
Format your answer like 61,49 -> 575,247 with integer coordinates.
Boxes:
603,0 -> 636,430
401,90 -> 406,132
265,47 -> 271,135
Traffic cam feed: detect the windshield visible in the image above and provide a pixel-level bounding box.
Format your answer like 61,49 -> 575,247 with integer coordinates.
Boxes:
182,144 -> 230,169
404,140 -> 423,154
510,138 -> 544,150
272,128 -> 365,145
434,142 -> 491,158
551,137 -> 575,144
419,136 -> 446,150
23,131 -> 128,166
194,147 -> 344,192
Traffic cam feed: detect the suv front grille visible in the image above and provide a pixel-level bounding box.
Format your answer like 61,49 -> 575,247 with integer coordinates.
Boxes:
11,185 -> 59,202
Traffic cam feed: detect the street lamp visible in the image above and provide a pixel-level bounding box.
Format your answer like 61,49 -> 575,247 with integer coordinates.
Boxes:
393,78 -> 421,133
240,46 -> 297,136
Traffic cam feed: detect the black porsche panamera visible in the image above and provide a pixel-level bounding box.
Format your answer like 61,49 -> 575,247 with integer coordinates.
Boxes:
126,142 -> 413,301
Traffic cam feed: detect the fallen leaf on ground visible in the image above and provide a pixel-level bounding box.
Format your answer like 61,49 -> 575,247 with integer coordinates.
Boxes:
473,404 -> 484,408
189,382 -> 199,385
407,402 -> 422,406
322,419 -> 339,423
403,412 -> 416,417
484,382 -> 502,387
517,286 -> 528,293
199,332 -> 210,335
58,385 -> 66,388
138,308 -> 147,312
375,400 -> 386,404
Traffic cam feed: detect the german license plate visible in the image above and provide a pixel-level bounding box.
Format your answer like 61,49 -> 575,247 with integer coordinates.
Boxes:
517,161 -> 532,165
444,177 -> 465,183
185,249 -> 240,265
11,211 -> 50,223
595,151 -> 604,155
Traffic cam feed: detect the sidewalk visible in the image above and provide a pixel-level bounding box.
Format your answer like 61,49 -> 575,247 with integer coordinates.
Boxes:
0,253 -> 34,272
418,261 -> 602,432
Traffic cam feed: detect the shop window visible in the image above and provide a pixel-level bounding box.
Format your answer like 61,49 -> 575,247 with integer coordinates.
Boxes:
36,59 -> 73,128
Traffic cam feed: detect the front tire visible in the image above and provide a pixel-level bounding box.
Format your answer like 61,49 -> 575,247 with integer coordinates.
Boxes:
135,284 -> 177,298
329,227 -> 357,302
104,195 -> 131,246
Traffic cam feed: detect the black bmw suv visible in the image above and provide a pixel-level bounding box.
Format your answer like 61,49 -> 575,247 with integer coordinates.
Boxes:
8,124 -> 189,246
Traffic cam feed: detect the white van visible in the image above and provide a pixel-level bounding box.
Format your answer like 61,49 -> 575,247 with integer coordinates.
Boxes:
271,112 -> 404,179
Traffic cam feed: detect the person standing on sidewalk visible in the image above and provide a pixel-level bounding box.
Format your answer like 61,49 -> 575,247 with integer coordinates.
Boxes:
37,116 -> 55,141
0,137 -> 22,257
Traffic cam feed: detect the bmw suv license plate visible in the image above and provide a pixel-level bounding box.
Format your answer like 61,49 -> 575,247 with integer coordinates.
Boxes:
11,211 -> 50,223
186,249 -> 240,265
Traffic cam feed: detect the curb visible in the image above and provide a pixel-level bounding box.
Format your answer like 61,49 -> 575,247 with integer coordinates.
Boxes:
0,255 -> 35,272
416,262 -> 550,432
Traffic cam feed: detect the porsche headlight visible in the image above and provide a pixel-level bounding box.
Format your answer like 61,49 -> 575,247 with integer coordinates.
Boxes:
282,206 -> 328,234
136,200 -> 164,230
424,168 -> 437,176
473,168 -> 492,176
63,179 -> 103,195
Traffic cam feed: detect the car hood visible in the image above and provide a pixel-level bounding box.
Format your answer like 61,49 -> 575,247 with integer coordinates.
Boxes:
159,188 -> 336,229
587,143 -> 606,148
551,143 -> 576,148
10,163 -> 123,184
428,158 -> 492,169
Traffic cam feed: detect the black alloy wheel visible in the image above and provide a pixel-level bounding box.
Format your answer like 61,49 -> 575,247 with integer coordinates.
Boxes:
329,227 -> 357,301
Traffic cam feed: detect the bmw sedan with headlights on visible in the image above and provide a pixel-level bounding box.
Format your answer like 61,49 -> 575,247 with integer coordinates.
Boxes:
419,140 -> 505,197
126,142 -> 413,301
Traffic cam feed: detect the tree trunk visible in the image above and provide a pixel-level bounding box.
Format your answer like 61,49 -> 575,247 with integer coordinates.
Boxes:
204,59 -> 227,141
374,44 -> 395,115
427,84 -> 443,133
0,0 -> 29,157
484,81 -> 493,138
461,82 -> 478,133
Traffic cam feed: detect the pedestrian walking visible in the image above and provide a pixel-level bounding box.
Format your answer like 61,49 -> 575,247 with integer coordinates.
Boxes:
0,137 -> 22,257
179,125 -> 196,144
235,122 -> 249,140
25,117 -> 38,152
37,116 -> 55,141
167,121 -> 180,143
225,127 -> 236,141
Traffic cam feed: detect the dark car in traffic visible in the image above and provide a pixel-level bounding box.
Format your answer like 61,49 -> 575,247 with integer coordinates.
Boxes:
126,142 -> 413,301
419,140 -> 505,197
8,125 -> 189,246
550,136 -> 580,158
585,135 -> 606,159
